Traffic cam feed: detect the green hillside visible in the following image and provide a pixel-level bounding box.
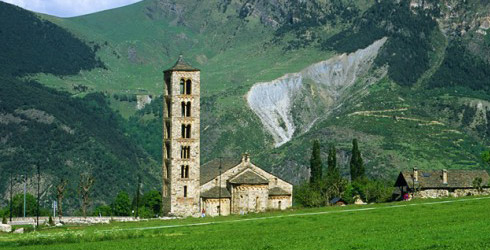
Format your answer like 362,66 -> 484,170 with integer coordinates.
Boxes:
1,0 -> 490,212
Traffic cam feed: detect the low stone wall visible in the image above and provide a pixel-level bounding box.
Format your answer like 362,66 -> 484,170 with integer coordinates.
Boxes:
414,188 -> 490,199
7,216 -> 138,226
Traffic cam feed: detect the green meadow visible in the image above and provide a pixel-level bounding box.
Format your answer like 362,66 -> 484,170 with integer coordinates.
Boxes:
2,196 -> 490,249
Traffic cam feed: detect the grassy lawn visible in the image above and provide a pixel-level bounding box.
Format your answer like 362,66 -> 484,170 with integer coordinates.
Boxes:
1,196 -> 490,249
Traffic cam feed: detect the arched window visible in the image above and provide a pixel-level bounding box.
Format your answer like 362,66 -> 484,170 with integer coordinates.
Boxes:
165,121 -> 171,139
181,146 -> 190,159
180,165 -> 189,178
165,77 -> 171,95
186,125 -> 191,138
181,124 -> 191,138
183,186 -> 188,197
186,80 -> 192,95
181,102 -> 191,117
278,201 -> 282,210
166,99 -> 171,117
186,102 -> 191,117
181,102 -> 186,117
165,142 -> 171,159
180,79 -> 185,94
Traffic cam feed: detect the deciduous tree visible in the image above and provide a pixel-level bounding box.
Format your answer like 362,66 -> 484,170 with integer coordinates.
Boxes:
79,173 -> 94,217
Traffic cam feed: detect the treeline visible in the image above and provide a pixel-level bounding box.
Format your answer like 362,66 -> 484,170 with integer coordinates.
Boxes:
295,139 -> 393,207
94,190 -> 162,218
0,2 -> 104,76
323,0 -> 438,86
125,96 -> 163,164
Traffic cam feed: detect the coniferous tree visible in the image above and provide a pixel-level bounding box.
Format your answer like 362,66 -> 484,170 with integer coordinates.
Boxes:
350,139 -> 365,181
310,140 -> 323,184
327,144 -> 339,178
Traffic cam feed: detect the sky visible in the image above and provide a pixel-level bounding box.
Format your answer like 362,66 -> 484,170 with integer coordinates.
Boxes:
0,0 -> 143,17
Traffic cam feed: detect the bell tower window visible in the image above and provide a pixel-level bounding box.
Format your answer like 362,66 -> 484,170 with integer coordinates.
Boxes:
181,124 -> 191,138
180,79 -> 185,94
186,80 -> 192,95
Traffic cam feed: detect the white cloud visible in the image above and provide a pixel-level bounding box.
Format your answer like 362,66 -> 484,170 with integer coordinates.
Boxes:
1,0 -> 143,17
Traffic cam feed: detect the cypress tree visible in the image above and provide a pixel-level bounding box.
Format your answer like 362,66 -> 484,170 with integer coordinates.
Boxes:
327,144 -> 339,178
350,139 -> 365,181
310,140 -> 323,184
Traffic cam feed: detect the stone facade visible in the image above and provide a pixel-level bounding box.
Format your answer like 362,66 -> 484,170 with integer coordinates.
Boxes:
162,57 -> 201,217
200,154 -> 293,217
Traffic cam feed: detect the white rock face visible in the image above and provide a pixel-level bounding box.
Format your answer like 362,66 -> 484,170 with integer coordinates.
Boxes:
247,38 -> 387,147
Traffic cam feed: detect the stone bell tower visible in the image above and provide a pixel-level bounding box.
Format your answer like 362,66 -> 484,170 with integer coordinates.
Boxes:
162,56 -> 200,217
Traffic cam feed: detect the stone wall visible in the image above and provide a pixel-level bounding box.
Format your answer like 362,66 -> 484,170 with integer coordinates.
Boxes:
202,198 -> 231,216
268,196 -> 291,210
414,188 -> 490,199
6,216 -> 138,226
231,184 -> 269,214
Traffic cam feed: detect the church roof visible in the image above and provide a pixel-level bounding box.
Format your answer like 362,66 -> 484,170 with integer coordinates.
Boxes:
200,186 -> 231,199
268,187 -> 291,196
164,55 -> 199,72
229,169 -> 269,185
200,158 -> 241,185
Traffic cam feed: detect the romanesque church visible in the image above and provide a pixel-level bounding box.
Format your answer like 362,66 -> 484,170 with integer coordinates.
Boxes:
162,56 -> 293,217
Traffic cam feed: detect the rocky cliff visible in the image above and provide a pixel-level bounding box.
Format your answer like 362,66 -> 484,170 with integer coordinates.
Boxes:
247,38 -> 387,146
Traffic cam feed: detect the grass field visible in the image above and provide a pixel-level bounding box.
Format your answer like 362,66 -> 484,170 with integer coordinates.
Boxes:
1,196 -> 490,249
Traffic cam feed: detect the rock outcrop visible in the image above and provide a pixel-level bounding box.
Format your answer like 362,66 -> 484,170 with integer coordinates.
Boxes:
247,38 -> 387,146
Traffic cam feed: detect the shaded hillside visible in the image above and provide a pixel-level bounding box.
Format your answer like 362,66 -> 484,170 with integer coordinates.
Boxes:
0,78 -> 159,212
0,2 -> 104,76
0,2 -> 156,213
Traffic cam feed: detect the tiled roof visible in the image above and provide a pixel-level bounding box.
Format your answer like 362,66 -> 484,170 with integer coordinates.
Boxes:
164,55 -> 199,72
200,186 -> 231,198
268,187 -> 291,196
229,169 -> 269,185
200,158 -> 240,185
397,169 -> 489,189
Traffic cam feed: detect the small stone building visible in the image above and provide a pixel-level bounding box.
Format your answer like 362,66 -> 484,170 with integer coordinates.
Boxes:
200,154 -> 293,216
394,168 -> 490,198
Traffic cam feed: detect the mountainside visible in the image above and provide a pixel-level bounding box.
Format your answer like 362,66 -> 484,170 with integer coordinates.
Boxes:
0,2 -> 158,213
1,0 -> 490,211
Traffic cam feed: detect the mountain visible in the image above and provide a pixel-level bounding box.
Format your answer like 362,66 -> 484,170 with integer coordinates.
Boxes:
0,2 -> 158,213
1,0 -> 490,211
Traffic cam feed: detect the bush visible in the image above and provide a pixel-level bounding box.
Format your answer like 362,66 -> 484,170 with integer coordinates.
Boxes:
343,178 -> 393,203
93,205 -> 113,217
113,191 -> 131,216
137,206 -> 154,219
294,182 -> 325,207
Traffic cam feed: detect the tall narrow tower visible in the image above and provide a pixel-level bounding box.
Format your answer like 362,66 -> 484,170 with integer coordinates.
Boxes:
162,56 -> 200,217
